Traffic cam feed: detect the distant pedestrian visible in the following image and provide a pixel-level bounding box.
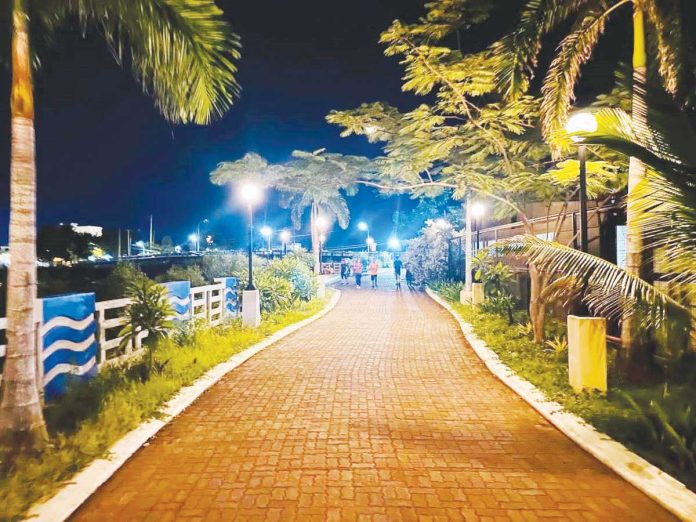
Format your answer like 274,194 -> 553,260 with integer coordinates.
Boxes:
340,258 -> 350,284
352,257 -> 363,288
393,255 -> 403,288
405,263 -> 415,289
369,258 -> 379,288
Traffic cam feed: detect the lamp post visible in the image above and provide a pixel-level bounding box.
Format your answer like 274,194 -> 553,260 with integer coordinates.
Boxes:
188,233 -> 198,252
280,230 -> 291,256
240,183 -> 262,290
196,219 -> 208,252
260,225 -> 272,253
566,112 -> 598,253
471,202 -> 486,253
358,221 -> 369,251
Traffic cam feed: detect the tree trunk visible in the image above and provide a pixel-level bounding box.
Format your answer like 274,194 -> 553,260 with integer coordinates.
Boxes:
310,202 -> 320,274
464,196 -> 473,292
528,263 -> 548,343
621,3 -> 648,350
0,0 -> 48,453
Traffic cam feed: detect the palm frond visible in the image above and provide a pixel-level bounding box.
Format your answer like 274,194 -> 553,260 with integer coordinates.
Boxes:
540,3 -> 608,146
645,0 -> 685,97
40,0 -> 241,125
492,235 -> 684,325
491,0 -> 588,100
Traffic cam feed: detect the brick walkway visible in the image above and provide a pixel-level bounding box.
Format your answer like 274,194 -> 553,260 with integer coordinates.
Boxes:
72,277 -> 673,521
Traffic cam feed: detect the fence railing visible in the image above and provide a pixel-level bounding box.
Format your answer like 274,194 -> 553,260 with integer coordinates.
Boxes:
0,277 -> 239,398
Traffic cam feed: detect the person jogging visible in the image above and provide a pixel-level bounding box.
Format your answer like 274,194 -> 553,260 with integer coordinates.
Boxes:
340,257 -> 350,285
352,257 -> 363,288
369,258 -> 379,288
393,255 -> 403,288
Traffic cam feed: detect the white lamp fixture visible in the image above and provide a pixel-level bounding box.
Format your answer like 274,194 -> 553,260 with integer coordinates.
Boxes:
260,225 -> 272,238
387,236 -> 401,250
565,112 -> 598,143
358,221 -> 368,231
279,230 -> 291,242
471,202 -> 486,219
239,182 -> 263,206
316,216 -> 329,231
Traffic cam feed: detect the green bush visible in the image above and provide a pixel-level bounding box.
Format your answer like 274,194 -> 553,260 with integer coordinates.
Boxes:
200,252 -> 265,282
103,262 -> 145,299
262,256 -> 317,301
255,271 -> 295,313
155,264 -> 207,287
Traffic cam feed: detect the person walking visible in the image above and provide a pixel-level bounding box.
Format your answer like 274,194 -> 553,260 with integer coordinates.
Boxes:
393,255 -> 403,288
369,258 -> 379,289
340,257 -> 350,285
352,257 -> 363,288
405,263 -> 415,289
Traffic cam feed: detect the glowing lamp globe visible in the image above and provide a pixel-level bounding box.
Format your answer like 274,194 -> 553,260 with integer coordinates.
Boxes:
471,202 -> 486,219
239,183 -> 263,206
388,237 -> 401,250
280,230 -> 291,242
565,112 -> 598,143
358,221 -> 368,231
260,225 -> 272,238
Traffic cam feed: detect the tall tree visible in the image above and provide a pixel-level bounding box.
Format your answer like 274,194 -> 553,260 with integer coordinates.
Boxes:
492,0 -> 686,348
210,151 -> 371,273
1,0 -> 241,453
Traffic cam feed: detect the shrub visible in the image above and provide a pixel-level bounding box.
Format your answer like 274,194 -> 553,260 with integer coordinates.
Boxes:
262,256 -> 317,301
119,278 -> 174,379
254,271 -> 294,313
403,220 -> 455,283
200,252 -> 265,282
103,262 -> 145,299
156,264 -> 206,287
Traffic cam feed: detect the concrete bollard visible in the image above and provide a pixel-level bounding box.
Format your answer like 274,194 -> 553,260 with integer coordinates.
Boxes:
472,283 -> 485,305
567,315 -> 607,393
242,289 -> 261,328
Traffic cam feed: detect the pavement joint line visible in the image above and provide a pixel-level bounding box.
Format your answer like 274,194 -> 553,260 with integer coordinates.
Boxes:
27,289 -> 342,522
426,287 -> 696,522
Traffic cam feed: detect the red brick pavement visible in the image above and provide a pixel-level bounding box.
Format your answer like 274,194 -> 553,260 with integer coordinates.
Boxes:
72,281 -> 674,521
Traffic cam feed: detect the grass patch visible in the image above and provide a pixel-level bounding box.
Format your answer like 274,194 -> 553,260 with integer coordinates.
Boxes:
0,295 -> 330,522
439,292 -> 696,492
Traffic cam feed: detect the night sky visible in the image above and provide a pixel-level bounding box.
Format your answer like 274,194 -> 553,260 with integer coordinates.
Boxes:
0,0 -> 636,250
0,0 -> 430,251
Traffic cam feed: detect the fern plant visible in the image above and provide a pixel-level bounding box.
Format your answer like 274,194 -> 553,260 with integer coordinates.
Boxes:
120,277 -> 174,380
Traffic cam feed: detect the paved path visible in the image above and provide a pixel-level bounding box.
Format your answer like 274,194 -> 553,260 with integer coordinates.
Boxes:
73,277 -> 673,521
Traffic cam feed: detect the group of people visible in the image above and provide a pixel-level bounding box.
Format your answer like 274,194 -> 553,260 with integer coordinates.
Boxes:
338,256 -> 415,289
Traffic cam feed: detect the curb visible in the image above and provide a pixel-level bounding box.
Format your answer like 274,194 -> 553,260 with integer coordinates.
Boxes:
28,290 -> 342,522
426,288 -> 696,522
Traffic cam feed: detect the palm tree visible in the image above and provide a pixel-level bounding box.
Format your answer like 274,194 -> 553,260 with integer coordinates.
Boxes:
494,0 -> 684,348
493,106 -> 696,358
1,0 -> 241,453
211,150 -> 369,274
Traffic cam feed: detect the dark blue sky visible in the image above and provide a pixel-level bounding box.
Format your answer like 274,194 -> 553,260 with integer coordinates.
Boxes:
0,0 -> 427,250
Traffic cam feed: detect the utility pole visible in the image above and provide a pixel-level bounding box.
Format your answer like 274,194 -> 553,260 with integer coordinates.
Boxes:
117,228 -> 122,259
149,215 -> 154,254
126,229 -> 132,256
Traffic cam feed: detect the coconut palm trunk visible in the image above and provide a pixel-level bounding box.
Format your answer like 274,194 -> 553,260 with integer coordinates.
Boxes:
310,202 -> 320,274
621,2 -> 648,350
0,0 -> 48,452
464,196 -> 473,293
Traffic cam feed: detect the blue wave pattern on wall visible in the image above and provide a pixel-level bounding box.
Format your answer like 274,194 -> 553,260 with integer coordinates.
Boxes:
221,277 -> 239,316
41,293 -> 98,400
163,281 -> 191,321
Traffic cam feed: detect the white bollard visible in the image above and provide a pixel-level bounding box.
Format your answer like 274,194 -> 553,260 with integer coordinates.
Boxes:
317,279 -> 326,299
242,289 -> 261,328
472,283 -> 485,305
567,315 -> 607,393
460,289 -> 472,305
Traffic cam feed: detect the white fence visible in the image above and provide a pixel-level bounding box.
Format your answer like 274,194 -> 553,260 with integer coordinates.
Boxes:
0,280 -> 237,383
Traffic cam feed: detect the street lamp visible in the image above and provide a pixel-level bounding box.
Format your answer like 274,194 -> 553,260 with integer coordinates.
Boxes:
260,225 -> 273,252
387,236 -> 401,250
358,221 -> 370,251
566,112 -> 598,253
239,182 -> 263,290
196,218 -> 208,252
471,202 -> 486,252
280,230 -> 291,256
188,233 -> 198,252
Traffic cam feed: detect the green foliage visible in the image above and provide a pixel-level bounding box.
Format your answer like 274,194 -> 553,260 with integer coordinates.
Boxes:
103,262 -> 146,300
200,252 -> 265,282
119,278 -> 174,379
544,334 -> 568,355
156,264 -> 206,287
403,220 -> 455,283
262,256 -> 317,302
254,272 -> 294,314
31,0 -> 242,125
0,297 -> 328,521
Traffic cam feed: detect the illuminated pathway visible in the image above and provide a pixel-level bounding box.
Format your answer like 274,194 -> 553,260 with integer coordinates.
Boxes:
73,277 -> 673,521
